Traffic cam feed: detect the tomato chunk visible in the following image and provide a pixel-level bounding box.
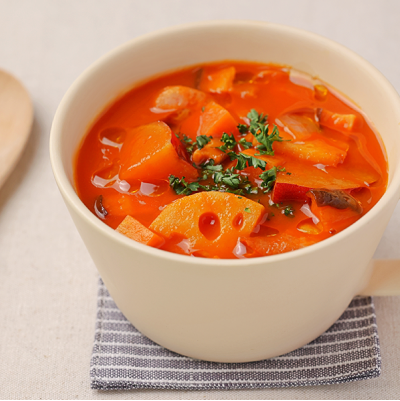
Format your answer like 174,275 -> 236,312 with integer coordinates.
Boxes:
199,67 -> 236,93
150,191 -> 265,258
116,215 -> 164,248
119,121 -> 198,182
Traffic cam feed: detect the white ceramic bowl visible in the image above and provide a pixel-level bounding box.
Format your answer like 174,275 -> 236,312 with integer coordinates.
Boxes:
50,21 -> 400,362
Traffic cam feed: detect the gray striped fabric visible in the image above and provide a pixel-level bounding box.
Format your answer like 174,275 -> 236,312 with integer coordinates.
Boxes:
90,279 -> 381,390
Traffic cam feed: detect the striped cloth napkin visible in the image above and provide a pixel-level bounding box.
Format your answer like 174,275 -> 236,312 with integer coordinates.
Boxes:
90,279 -> 381,390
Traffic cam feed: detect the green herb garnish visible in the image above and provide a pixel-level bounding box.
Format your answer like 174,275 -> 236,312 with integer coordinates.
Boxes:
244,207 -> 251,213
283,206 -> 295,217
245,109 -> 286,156
169,175 -> 201,195
196,135 -> 212,150
217,133 -> 237,153
238,137 -> 252,149
228,152 -> 267,171
259,166 -> 286,193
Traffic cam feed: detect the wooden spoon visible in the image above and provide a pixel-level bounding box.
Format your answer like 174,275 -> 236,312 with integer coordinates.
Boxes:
0,69 -> 33,189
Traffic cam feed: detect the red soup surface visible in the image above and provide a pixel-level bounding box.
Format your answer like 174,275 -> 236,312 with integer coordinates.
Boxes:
74,62 -> 388,259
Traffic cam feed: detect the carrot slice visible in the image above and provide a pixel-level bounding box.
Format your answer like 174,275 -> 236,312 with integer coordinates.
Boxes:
318,109 -> 357,132
198,101 -> 238,138
116,215 -> 164,248
119,121 -> 198,182
154,86 -> 206,111
199,67 -> 236,93
273,139 -> 348,167
192,138 -> 228,165
150,191 -> 265,258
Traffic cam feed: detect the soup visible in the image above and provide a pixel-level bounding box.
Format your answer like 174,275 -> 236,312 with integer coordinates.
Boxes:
74,62 -> 388,259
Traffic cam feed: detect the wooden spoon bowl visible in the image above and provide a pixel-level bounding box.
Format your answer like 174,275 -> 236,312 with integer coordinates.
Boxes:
0,69 -> 33,189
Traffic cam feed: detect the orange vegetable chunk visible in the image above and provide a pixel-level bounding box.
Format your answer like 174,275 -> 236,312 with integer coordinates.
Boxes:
198,101 -> 238,138
318,109 -> 357,132
192,138 -> 228,165
275,114 -> 319,141
272,163 -> 361,203
308,194 -> 360,233
150,191 -> 265,258
116,215 -> 164,248
274,139 -> 348,167
243,233 -> 318,256
154,86 -> 206,111
119,121 -> 198,182
199,66 -> 236,93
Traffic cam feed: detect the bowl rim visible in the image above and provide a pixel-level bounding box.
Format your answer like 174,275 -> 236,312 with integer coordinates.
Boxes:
49,20 -> 400,267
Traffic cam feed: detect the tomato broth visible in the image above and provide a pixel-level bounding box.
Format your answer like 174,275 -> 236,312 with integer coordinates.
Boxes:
74,62 -> 388,259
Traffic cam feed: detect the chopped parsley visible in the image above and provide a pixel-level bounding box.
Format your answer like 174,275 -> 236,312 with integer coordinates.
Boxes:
238,137 -> 252,149
283,206 -> 295,217
259,166 -> 286,193
237,123 -> 249,135
228,152 -> 267,171
169,175 -> 201,195
196,135 -> 212,149
245,109 -> 286,156
218,132 -> 237,153
244,207 -> 251,213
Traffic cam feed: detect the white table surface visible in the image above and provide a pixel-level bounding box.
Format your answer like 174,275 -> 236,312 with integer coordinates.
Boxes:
0,0 -> 399,399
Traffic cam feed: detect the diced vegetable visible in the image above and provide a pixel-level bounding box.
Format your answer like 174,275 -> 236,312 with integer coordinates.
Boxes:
192,138 -> 228,165
242,233 -> 317,256
119,121 -> 198,181
154,86 -> 206,111
308,192 -> 361,232
272,164 -> 361,203
308,189 -> 362,213
275,114 -> 319,141
318,108 -> 357,132
199,67 -> 236,93
198,101 -> 238,138
150,191 -> 265,258
100,193 -> 135,217
116,215 -> 164,248
273,139 -> 348,167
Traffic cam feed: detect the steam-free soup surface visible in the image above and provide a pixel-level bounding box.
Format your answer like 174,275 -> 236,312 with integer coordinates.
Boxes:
75,62 -> 387,259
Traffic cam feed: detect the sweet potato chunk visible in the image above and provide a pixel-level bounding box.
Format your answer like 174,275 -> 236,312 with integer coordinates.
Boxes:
116,215 -> 164,248
154,86 -> 206,111
119,122 -> 198,182
199,67 -> 236,93
198,101 -> 238,138
318,109 -> 357,132
192,138 -> 228,165
150,191 -> 265,258
273,139 -> 348,167
272,164 -> 361,203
